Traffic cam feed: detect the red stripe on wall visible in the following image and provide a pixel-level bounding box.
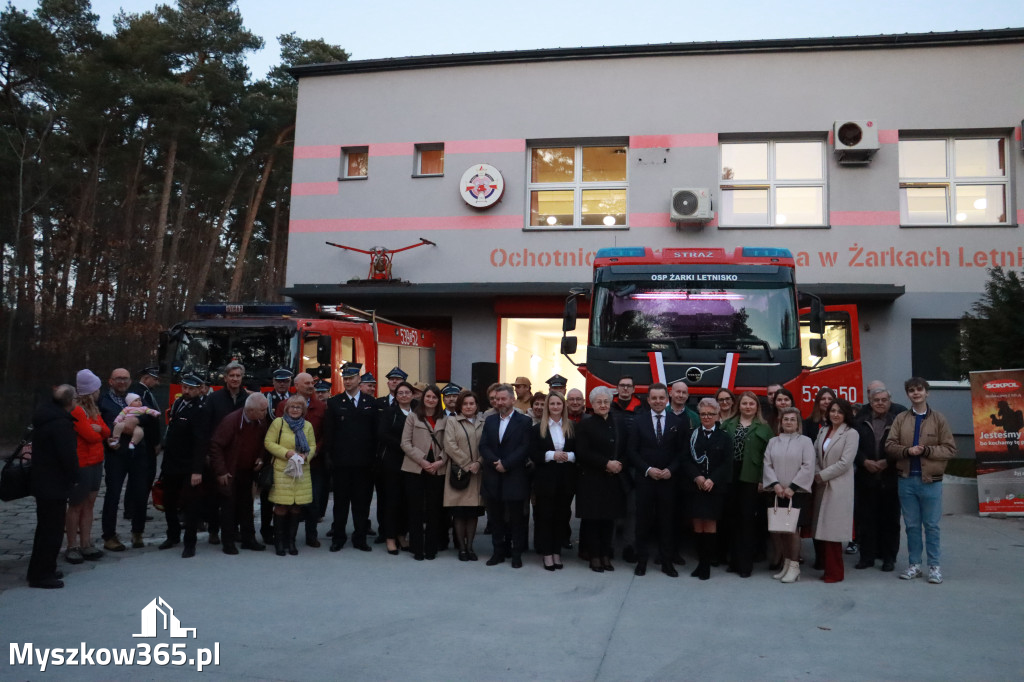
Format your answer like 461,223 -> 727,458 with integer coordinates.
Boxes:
878,129 -> 899,144
289,214 -> 524,233
446,139 -> 526,154
370,142 -> 415,157
291,182 -> 338,196
1014,127 -> 1021,141
829,211 -> 900,226
629,212 -> 718,228
1017,208 -> 1024,225
294,145 -> 339,159
630,133 -> 719,148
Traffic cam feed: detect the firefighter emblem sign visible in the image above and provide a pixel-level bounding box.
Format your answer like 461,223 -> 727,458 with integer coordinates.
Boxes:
460,163 -> 504,208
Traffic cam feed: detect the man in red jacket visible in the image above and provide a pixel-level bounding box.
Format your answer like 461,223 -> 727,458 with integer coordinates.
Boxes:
210,393 -> 270,554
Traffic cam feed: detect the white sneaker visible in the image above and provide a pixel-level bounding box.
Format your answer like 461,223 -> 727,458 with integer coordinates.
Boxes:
927,566 -> 943,584
900,564 -> 923,580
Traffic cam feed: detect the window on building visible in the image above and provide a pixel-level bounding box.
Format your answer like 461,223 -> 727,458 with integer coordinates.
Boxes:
719,140 -> 826,227
415,143 -> 444,176
910,319 -> 962,384
527,143 -> 628,229
899,136 -> 1009,225
341,147 -> 368,179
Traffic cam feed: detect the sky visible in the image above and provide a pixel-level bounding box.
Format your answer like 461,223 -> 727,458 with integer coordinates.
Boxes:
9,0 -> 1024,80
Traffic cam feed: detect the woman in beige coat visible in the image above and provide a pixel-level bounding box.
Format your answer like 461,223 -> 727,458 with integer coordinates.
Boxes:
811,398 -> 859,583
443,390 -> 485,561
401,385 -> 447,560
265,396 -> 316,557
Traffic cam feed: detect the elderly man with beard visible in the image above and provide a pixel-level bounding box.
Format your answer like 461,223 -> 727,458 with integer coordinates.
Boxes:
210,393 -> 271,554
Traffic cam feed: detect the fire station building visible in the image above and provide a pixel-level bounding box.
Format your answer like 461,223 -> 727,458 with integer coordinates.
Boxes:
285,29 -> 1024,454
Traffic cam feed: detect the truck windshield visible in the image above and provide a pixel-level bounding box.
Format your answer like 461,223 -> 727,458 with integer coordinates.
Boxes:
593,281 -> 798,351
172,325 -> 298,383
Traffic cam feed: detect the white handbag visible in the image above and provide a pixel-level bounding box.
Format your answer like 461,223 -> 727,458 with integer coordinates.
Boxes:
767,497 -> 799,534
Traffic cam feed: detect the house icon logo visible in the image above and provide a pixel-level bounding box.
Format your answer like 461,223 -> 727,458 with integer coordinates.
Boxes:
133,597 -> 197,639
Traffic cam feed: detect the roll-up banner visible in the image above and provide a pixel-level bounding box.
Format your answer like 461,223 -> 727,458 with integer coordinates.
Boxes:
970,369 -> 1024,516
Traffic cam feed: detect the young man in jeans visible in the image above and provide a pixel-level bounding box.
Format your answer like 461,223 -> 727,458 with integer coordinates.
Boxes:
884,377 -> 957,584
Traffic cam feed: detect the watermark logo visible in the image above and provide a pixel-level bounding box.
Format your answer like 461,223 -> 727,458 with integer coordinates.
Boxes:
10,597 -> 219,672
134,597 -> 196,638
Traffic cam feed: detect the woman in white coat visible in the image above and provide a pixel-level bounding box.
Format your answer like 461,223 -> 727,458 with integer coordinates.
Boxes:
812,398 -> 859,583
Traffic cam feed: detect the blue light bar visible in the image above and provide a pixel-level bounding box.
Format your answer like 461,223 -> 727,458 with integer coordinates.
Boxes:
195,303 -> 297,316
741,247 -> 792,259
596,247 -> 647,259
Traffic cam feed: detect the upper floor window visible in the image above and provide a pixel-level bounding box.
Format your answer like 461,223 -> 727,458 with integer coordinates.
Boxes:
719,140 -> 826,227
898,136 -> 1008,225
415,143 -> 444,176
527,144 -> 627,229
342,146 -> 368,179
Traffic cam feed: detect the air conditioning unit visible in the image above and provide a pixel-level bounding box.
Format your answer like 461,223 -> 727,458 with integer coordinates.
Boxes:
670,187 -> 713,223
833,120 -> 880,165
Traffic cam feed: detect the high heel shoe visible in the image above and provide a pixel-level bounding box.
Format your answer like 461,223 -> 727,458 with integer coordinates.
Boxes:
552,554 -> 564,570
543,555 -> 556,571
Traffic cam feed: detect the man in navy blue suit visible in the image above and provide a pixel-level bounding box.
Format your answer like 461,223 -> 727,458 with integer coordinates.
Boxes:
479,383 -> 533,568
628,383 -> 688,577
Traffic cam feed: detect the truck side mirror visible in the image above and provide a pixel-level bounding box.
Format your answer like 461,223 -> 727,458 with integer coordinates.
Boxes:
809,338 -> 827,359
317,335 -> 332,365
809,299 -> 825,335
561,336 -> 578,355
562,298 -> 577,332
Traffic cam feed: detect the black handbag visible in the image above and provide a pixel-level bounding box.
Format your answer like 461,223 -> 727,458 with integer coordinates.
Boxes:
257,420 -> 282,493
0,427 -> 33,502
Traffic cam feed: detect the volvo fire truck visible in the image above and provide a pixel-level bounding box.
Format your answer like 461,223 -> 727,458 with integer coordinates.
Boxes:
561,247 -> 862,415
159,303 -> 435,397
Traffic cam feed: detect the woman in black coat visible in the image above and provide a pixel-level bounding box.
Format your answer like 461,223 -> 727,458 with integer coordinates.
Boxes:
530,392 -> 578,571
574,387 -> 627,573
682,397 -> 733,580
377,381 -> 415,554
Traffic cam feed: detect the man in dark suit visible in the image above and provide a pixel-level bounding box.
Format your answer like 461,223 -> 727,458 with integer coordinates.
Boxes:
324,363 -> 378,552
627,383 -> 688,577
266,368 -> 294,420
159,374 -> 209,558
479,383 -> 533,568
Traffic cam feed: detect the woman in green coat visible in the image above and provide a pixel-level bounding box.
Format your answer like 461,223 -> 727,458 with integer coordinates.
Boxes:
265,396 -> 316,557
720,391 -> 774,577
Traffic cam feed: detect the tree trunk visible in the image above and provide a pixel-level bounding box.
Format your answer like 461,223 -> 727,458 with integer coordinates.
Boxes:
159,165 -> 192,324
146,135 -> 178,321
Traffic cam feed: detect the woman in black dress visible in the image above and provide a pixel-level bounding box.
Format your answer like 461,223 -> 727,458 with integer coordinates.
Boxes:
530,392 -> 577,571
574,387 -> 626,573
683,398 -> 733,580
377,381 -> 415,555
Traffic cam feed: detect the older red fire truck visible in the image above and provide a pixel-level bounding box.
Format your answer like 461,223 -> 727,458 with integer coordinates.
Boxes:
159,303 -> 435,396
561,246 -> 862,415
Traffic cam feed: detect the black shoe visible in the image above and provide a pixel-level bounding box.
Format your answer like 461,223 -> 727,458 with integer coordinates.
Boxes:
29,578 -> 64,589
458,551 -> 469,561
208,530 -> 220,545
672,552 -> 687,567
881,560 -> 896,572
855,559 -> 875,570
486,554 -> 505,566
352,542 -> 372,552
634,561 -> 647,576
737,571 -> 751,578
553,561 -> 564,570
511,556 -> 523,569
306,538 -> 321,548
159,538 -> 179,550
425,554 -> 436,560
602,559 -> 615,572
182,544 -> 196,558
468,551 -> 478,561
662,563 -> 679,578
388,548 -> 400,555
222,542 -> 239,555
329,542 -> 342,552
590,559 -> 605,573
622,545 -> 638,564
240,539 -> 266,551
414,553 -> 425,561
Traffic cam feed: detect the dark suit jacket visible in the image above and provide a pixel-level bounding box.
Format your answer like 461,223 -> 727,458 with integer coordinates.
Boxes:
162,396 -> 208,476
529,422 -> 578,497
627,408 -> 687,479
323,391 -> 378,468
30,400 -> 79,500
479,410 -> 533,501
682,427 -> 733,492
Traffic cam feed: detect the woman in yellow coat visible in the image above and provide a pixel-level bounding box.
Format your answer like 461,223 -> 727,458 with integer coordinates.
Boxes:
265,396 -> 316,557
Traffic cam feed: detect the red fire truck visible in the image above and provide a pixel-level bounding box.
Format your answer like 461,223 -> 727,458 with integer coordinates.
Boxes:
561,246 -> 862,415
159,303 -> 435,396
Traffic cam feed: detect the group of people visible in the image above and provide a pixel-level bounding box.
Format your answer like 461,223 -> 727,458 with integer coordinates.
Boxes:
23,363 -> 956,590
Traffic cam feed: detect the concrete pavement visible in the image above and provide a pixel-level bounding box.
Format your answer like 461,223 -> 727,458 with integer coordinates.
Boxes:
1,492 -> 1023,681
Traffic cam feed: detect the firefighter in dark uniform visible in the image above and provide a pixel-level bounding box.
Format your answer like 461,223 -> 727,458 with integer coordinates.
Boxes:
159,373 -> 209,558
377,366 -> 408,410
200,361 -> 250,545
267,368 -> 294,420
325,363 -> 379,552
124,365 -> 163,523
372,367 -> 407,541
315,379 -> 331,401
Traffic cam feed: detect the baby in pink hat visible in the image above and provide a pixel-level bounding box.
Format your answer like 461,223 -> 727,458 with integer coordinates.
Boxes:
109,393 -> 160,450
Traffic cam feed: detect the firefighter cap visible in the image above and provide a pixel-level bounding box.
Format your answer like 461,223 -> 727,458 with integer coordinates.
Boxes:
385,366 -> 408,380
545,374 -> 568,390
314,379 -> 331,392
181,373 -> 203,388
272,368 -> 294,381
360,372 -> 376,385
441,382 -> 463,396
140,366 -> 160,379
341,363 -> 363,377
